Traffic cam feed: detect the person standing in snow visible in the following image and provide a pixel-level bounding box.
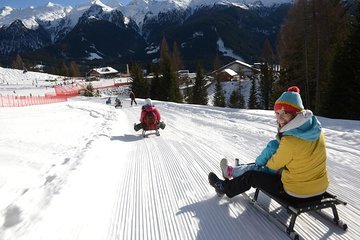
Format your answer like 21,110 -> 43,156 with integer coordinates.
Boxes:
134,98 -> 166,131
129,90 -> 137,106
209,86 -> 329,204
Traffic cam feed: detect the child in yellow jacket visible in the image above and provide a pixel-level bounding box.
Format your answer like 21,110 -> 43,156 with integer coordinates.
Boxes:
209,86 -> 329,203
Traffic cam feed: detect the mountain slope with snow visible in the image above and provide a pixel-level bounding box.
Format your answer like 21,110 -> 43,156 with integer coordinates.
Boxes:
1,0 -> 292,29
0,0 -> 292,65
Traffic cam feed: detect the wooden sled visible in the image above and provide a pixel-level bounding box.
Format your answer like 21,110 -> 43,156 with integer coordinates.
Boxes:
141,128 -> 160,137
251,188 -> 348,239
141,121 -> 160,137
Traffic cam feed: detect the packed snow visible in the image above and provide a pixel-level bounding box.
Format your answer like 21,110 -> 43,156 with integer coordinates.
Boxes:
1,67 -> 360,240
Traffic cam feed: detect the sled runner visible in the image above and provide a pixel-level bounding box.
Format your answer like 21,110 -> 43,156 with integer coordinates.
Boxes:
251,188 -> 347,240
141,129 -> 160,137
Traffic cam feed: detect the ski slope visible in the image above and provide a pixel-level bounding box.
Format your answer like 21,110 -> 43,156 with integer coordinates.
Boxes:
0,96 -> 359,240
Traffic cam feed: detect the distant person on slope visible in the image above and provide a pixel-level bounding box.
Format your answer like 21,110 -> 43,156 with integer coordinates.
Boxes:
115,97 -> 122,108
209,86 -> 329,205
129,90 -> 137,106
134,98 -> 166,132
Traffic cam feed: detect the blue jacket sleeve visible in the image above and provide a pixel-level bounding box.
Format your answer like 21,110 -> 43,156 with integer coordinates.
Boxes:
255,140 -> 279,166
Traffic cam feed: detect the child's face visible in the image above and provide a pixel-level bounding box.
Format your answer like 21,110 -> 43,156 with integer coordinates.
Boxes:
275,110 -> 296,128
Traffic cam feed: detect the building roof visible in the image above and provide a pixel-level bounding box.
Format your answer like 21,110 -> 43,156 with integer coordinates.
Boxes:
222,68 -> 238,76
92,67 -> 118,75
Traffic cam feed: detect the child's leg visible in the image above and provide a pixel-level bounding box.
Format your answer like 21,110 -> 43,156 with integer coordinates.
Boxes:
134,123 -> 143,131
231,163 -> 263,178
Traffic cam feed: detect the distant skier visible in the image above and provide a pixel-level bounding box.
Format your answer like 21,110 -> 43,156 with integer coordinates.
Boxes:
129,90 -> 137,106
106,97 -> 111,105
209,86 -> 329,205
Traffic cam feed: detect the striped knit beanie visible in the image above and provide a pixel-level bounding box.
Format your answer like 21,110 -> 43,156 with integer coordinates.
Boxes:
274,86 -> 304,112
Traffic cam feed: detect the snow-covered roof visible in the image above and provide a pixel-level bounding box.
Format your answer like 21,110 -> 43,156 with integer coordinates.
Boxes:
234,60 -> 253,69
92,67 -> 118,75
222,68 -> 238,76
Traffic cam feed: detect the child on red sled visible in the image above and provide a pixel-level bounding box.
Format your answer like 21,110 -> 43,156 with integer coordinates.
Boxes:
134,98 -> 166,132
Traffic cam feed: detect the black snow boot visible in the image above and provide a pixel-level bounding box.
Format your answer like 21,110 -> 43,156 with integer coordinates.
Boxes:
159,121 -> 166,130
208,172 -> 226,196
134,123 -> 142,132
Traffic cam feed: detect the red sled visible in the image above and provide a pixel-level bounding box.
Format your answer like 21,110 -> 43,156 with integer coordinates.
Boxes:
142,111 -> 160,137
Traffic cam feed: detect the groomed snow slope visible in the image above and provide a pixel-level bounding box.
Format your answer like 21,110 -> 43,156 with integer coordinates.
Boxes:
0,96 -> 359,240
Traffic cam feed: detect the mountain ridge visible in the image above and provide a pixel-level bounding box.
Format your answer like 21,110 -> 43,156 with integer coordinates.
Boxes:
0,0 -> 292,71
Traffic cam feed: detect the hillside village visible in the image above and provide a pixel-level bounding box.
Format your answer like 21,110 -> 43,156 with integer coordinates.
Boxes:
1,57 -> 267,109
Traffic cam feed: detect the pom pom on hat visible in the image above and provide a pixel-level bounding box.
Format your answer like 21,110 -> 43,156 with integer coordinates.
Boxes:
144,98 -> 153,106
274,86 -> 304,112
287,86 -> 300,93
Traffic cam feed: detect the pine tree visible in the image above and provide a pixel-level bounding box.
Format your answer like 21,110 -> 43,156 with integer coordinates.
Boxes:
229,89 -> 239,108
146,61 -> 154,75
131,64 -> 148,98
259,63 -> 275,109
161,54 -> 182,102
237,82 -> 245,109
189,64 -> 208,105
172,41 -> 183,71
60,62 -> 69,76
261,38 -> 275,64
12,54 -> 24,70
277,0 -> 348,114
150,66 -> 162,100
69,61 -> 80,77
326,2 -> 360,120
228,82 -> 245,109
248,78 -> 259,109
159,37 -> 182,102
213,79 -> 226,107
259,39 -> 276,110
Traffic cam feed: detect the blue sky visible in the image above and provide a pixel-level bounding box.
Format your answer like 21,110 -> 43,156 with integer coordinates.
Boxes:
0,0 -> 131,8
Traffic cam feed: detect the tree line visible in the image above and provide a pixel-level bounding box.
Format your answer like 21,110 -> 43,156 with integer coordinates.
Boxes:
10,54 -> 81,77
275,0 -> 360,120
133,0 -> 360,120
215,0 -> 360,120
130,37 -> 209,105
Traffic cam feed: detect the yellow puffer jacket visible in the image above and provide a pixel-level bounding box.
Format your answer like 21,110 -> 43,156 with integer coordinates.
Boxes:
266,111 -> 329,197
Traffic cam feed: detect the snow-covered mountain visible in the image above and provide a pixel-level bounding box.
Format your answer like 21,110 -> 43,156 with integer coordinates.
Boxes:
0,0 -> 292,29
0,0 -> 292,69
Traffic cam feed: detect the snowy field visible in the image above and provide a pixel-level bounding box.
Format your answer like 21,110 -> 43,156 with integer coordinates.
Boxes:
1,67 -> 360,240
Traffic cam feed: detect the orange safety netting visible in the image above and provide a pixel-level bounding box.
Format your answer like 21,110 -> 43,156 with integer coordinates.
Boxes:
54,84 -> 84,97
0,95 -> 67,107
0,82 -> 132,108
